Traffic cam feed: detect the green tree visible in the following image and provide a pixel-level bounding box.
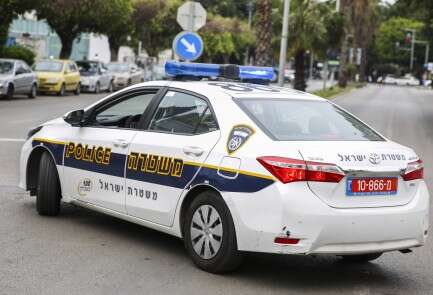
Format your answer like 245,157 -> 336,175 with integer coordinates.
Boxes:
201,15 -> 254,63
352,0 -> 379,82
132,0 -> 180,57
97,0 -> 133,62
0,0 -> 39,54
255,0 -> 273,66
288,0 -> 330,91
373,17 -> 423,66
37,0 -> 132,59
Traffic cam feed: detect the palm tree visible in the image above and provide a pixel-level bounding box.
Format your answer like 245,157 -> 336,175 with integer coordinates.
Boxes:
353,0 -> 379,82
339,0 -> 378,86
255,0 -> 273,66
289,0 -> 329,91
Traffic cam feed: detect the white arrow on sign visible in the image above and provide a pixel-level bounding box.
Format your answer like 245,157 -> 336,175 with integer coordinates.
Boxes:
180,38 -> 197,54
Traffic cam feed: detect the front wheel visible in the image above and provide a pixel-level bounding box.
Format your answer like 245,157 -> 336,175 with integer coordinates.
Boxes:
74,83 -> 81,95
107,81 -> 113,93
340,253 -> 383,263
5,84 -> 14,100
95,82 -> 100,94
36,152 -> 61,216
28,84 -> 37,99
58,84 -> 65,96
184,191 -> 243,273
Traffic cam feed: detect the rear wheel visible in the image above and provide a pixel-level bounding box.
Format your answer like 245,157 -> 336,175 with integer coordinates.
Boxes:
36,152 -> 61,216
340,253 -> 383,263
184,191 -> 243,273
28,83 -> 37,99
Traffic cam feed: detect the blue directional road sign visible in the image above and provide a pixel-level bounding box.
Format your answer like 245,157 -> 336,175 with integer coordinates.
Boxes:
173,31 -> 204,61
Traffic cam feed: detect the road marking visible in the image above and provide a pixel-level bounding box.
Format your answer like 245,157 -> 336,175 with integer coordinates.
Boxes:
0,138 -> 25,142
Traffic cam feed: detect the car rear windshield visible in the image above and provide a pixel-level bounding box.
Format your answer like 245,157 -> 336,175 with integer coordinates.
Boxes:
34,61 -> 63,72
236,98 -> 384,141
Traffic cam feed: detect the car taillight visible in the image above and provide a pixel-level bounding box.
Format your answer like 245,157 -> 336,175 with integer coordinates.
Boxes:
257,156 -> 345,184
402,159 -> 424,181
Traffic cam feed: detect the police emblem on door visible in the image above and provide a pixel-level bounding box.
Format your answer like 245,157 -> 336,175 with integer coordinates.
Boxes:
227,125 -> 254,154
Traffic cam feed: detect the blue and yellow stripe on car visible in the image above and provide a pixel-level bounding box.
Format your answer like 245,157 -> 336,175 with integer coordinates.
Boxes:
31,138 -> 275,193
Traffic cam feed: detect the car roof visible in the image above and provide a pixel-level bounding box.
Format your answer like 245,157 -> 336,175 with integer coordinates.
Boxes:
0,58 -> 19,63
143,80 -> 324,102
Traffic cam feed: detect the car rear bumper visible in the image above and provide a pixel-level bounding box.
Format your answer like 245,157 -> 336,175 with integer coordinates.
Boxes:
227,181 -> 429,255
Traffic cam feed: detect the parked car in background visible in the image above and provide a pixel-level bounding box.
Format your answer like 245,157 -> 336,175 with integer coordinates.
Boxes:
395,74 -> 419,86
106,62 -> 144,90
34,59 -> 81,96
0,58 -> 38,99
382,75 -> 396,84
77,60 -> 113,93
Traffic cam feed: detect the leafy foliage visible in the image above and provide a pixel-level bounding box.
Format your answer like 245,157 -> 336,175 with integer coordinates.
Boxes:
1,45 -> 36,65
201,15 -> 254,63
373,17 -> 423,65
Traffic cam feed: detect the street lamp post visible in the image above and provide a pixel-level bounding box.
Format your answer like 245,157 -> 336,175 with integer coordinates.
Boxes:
278,0 -> 291,86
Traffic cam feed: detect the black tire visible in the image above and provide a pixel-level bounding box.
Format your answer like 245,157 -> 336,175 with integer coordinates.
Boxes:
95,82 -> 100,94
28,83 -> 37,99
184,190 -> 243,273
36,152 -> 61,216
74,83 -> 81,95
5,84 -> 14,100
58,84 -> 65,96
340,252 -> 383,263
107,81 -> 114,93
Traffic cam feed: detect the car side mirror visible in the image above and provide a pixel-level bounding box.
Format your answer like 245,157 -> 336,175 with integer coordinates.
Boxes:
64,109 -> 85,127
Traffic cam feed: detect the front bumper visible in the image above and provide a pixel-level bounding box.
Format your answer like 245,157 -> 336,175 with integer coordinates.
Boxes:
226,181 -> 429,255
38,82 -> 62,92
81,82 -> 96,92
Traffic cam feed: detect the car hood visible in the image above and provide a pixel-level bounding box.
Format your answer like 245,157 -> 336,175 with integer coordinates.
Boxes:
36,72 -> 63,79
112,72 -> 130,78
0,73 -> 13,80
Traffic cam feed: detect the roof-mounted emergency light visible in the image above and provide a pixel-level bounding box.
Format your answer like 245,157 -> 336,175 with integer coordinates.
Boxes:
165,61 -> 275,84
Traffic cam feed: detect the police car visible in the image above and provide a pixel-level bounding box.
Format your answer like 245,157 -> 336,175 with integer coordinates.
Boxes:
20,61 -> 429,273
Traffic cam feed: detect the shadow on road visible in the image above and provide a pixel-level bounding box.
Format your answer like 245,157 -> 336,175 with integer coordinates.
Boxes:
19,200 -> 412,293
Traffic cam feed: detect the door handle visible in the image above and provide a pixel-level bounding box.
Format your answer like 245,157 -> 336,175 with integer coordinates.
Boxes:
113,139 -> 129,148
183,146 -> 204,157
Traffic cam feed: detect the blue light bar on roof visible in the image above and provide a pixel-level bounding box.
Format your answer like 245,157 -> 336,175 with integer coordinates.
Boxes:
238,65 -> 275,80
165,61 -> 275,82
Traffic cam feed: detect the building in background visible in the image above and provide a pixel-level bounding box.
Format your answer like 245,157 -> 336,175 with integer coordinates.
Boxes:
8,12 -> 111,63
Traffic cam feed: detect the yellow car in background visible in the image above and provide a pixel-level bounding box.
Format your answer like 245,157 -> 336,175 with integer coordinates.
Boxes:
34,59 -> 81,96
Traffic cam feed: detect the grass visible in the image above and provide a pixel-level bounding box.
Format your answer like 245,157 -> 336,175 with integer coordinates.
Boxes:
312,82 -> 366,99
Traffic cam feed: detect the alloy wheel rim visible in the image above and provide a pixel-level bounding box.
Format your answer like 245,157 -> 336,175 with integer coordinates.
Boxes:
190,205 -> 223,260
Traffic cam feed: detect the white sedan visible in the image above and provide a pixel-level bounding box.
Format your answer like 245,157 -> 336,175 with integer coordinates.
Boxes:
20,62 -> 429,273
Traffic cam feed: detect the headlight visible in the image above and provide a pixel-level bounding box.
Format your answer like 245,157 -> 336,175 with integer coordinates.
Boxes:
46,78 -> 59,84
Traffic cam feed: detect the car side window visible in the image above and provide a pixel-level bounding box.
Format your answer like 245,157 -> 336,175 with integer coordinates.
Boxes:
16,62 -> 27,75
149,91 -> 218,135
87,91 -> 157,129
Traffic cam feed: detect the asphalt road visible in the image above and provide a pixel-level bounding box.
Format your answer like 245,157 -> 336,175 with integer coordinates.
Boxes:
0,85 -> 432,295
